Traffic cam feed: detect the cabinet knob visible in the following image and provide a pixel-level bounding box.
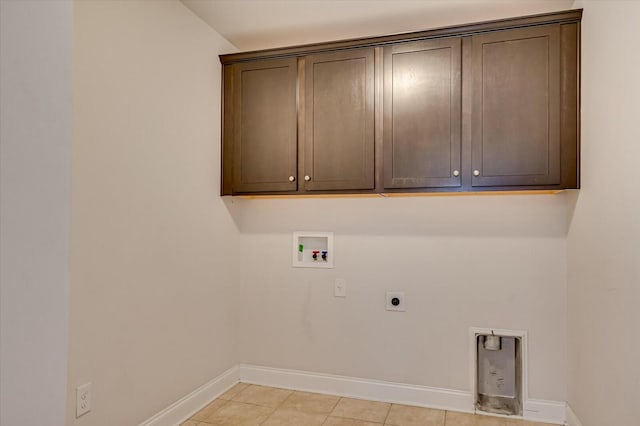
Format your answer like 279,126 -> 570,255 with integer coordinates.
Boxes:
304,175 -> 311,182
452,170 -> 460,177
473,170 -> 480,177
288,176 -> 295,182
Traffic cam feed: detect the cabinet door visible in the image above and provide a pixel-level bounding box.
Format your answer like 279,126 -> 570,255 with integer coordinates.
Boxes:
304,49 -> 375,191
471,25 -> 561,187
383,38 -> 462,189
228,58 -> 297,193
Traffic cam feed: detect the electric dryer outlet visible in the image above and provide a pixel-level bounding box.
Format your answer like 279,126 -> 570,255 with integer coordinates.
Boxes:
386,291 -> 405,311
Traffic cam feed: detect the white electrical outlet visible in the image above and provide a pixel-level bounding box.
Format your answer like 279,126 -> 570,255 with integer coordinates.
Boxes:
335,278 -> 346,297
386,291 -> 405,311
76,382 -> 92,418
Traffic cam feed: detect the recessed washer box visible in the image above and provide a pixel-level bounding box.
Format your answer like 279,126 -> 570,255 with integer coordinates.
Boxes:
292,231 -> 334,268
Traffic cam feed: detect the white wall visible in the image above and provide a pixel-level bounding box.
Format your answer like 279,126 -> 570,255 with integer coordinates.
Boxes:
0,1 -> 73,426
226,2 -> 581,406
566,2 -> 640,425
237,194 -> 569,402
68,1 -> 238,425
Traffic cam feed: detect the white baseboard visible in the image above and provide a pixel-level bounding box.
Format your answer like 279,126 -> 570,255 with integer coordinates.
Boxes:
240,364 -> 566,425
565,404 -> 583,426
239,364 -> 474,413
138,365 -> 239,426
523,399 -> 567,425
139,364 -> 567,426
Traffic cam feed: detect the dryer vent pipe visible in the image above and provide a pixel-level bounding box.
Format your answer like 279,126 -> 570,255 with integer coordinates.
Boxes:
484,334 -> 502,351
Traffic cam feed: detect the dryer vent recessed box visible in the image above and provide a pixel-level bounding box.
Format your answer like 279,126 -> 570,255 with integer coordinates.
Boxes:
292,232 -> 334,268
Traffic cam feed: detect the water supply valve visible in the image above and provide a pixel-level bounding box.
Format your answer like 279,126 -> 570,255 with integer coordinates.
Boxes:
292,232 -> 334,269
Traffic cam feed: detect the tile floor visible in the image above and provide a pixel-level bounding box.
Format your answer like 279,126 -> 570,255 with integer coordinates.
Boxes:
182,383 -> 557,426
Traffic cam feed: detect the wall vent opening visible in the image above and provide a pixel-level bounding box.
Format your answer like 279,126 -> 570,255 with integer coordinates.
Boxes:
475,333 -> 523,416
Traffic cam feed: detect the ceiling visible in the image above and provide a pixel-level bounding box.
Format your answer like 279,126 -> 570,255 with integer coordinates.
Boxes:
181,0 -> 575,52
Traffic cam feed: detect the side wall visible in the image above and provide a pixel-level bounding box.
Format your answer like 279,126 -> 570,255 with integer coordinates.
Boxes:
237,194 -> 569,403
566,2 -> 640,425
0,2 -> 73,425
68,2 -> 238,425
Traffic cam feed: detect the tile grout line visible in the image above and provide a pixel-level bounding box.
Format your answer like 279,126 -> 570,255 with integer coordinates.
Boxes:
326,397 -> 371,424
322,396 -> 343,426
266,386 -> 293,424
191,384 -> 552,426
239,384 -> 288,425
186,397 -> 228,425
262,387 -> 338,426
382,402 -> 393,425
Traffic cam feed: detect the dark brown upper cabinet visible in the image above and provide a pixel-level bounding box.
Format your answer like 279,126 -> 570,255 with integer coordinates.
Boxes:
303,49 -> 375,191
220,9 -> 581,196
383,38 -> 462,190
222,58 -> 297,194
470,25 -> 562,188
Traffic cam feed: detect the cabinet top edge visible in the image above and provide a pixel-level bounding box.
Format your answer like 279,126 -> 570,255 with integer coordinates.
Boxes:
219,8 -> 582,64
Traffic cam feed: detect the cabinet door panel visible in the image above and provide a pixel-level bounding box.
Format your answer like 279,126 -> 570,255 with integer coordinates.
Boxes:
471,25 -> 560,187
231,58 -> 297,193
304,49 -> 374,191
383,38 -> 462,189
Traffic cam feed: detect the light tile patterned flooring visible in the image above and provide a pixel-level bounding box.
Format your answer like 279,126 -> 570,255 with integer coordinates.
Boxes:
182,383 -> 557,426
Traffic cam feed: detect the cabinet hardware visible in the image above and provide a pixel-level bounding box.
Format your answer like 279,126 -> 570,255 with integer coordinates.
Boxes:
221,10 -> 580,195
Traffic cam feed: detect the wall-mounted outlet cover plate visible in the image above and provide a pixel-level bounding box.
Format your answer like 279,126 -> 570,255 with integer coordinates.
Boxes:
386,291 -> 405,311
335,278 -> 346,297
76,382 -> 92,418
